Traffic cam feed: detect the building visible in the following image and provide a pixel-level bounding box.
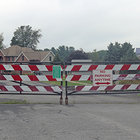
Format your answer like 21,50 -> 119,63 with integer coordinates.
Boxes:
136,48 -> 140,59
0,45 -> 55,63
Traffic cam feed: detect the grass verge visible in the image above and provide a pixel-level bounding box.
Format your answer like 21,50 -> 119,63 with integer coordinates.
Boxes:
0,100 -> 28,104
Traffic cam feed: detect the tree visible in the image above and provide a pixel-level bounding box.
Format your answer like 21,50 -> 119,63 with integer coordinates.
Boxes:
105,42 -> 121,62
10,25 -> 42,50
53,53 -> 62,63
0,33 -> 4,49
44,48 -> 50,51
50,47 -> 57,55
52,46 -> 75,62
105,42 -> 138,62
88,49 -> 99,61
97,50 -> 107,61
88,50 -> 107,62
67,50 -> 89,62
120,42 -> 138,61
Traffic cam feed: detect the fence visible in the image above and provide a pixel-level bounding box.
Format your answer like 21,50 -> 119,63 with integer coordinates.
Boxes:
65,64 -> 140,104
1,62 -> 140,105
0,63 -> 63,104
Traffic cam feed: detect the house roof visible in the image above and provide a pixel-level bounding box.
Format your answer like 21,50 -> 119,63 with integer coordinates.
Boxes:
1,45 -> 34,56
0,45 -> 54,62
23,51 -> 50,61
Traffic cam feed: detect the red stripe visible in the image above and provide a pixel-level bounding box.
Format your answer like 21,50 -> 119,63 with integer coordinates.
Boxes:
28,75 -> 39,81
71,75 -> 81,81
105,85 -> 116,91
47,75 -> 57,81
105,64 -> 115,70
64,65 -> 67,70
90,86 -> 99,91
44,86 -> 53,92
71,65 -> 82,71
0,85 -> 8,91
121,85 -> 130,90
29,86 -> 39,91
136,85 -> 140,90
46,65 -> 53,71
0,64 -> 6,70
134,74 -> 140,80
117,74 -> 127,80
0,75 -> 6,80
13,85 -> 23,91
60,65 -> 64,69
88,65 -> 98,71
137,65 -> 140,70
12,75 -> 22,81
121,64 -> 131,70
12,65 -> 22,71
28,65 -> 39,71
88,76 -> 91,81
75,86 -> 85,91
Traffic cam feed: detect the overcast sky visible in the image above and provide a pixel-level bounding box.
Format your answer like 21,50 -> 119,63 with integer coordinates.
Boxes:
0,0 -> 140,52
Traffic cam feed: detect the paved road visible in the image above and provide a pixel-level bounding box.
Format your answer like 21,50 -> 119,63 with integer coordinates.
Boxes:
0,94 -> 140,140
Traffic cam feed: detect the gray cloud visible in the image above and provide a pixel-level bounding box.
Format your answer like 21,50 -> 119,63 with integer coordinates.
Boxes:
0,0 -> 140,52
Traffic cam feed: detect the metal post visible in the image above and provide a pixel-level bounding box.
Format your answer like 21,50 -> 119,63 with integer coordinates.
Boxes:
65,81 -> 68,105
60,81 -> 63,105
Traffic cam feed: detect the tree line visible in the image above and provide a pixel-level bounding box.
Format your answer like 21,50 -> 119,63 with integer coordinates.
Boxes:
0,25 -> 139,63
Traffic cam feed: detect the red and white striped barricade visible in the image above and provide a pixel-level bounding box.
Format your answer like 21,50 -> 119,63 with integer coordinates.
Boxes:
65,64 -> 140,94
0,64 -> 63,95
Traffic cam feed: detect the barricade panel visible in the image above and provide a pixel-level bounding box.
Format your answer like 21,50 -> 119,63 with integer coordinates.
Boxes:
0,63 -> 63,104
65,64 -> 140,103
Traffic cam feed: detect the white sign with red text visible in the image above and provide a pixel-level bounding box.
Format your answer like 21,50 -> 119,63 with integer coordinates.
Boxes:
93,70 -> 113,86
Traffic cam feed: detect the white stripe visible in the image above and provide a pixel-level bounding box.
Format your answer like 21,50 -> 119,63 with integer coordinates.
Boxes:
127,84 -> 138,90
65,65 -> 73,71
113,75 -> 119,80
112,85 -> 124,90
129,64 -> 139,70
66,75 -> 73,81
52,86 -> 62,92
36,76 -> 48,81
4,75 -> 14,81
5,86 -> 16,91
3,65 -> 14,71
124,74 -> 135,80
112,65 -> 123,70
20,65 -> 31,71
97,86 -> 107,91
113,74 -> 140,81
36,86 -> 46,92
96,65 -> 106,70
21,86 -> 32,92
56,78 -> 62,81
81,86 -> 92,91
80,75 -> 90,81
37,65 -> 48,71
80,65 -> 91,71
21,75 -> 30,81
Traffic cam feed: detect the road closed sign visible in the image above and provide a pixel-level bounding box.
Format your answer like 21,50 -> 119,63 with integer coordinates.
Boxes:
93,70 -> 113,86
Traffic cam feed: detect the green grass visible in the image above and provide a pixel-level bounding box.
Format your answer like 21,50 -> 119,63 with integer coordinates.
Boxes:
0,100 -> 28,104
118,80 -> 140,84
42,80 -> 93,86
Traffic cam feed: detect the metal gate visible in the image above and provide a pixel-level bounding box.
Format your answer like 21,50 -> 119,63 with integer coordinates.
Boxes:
64,63 -> 140,104
1,62 -> 140,105
0,62 -> 63,104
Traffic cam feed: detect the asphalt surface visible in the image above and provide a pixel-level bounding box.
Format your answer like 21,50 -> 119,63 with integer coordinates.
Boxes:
0,94 -> 140,139
0,103 -> 140,140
